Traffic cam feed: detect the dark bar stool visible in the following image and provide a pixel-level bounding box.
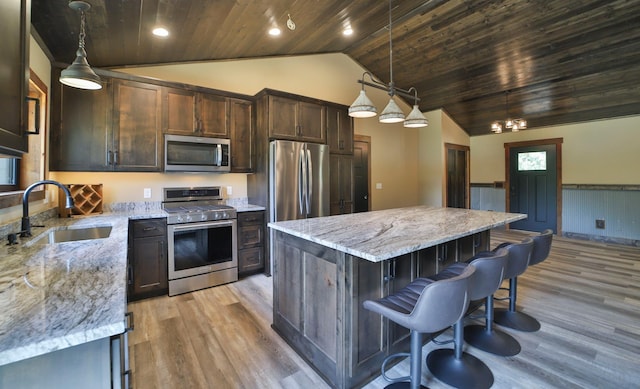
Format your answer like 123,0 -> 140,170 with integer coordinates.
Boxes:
426,248 -> 512,389
494,230 -> 553,332
363,265 -> 476,389
463,247 -> 521,357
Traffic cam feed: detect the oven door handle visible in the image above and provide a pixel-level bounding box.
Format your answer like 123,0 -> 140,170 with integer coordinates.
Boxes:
169,220 -> 234,232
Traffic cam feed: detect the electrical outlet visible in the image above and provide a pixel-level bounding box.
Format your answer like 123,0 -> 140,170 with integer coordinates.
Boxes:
376,183 -> 383,190
595,219 -> 605,229
227,186 -> 233,195
143,188 -> 151,199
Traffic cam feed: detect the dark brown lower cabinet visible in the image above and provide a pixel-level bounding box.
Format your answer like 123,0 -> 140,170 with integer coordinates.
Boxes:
127,218 -> 168,301
237,211 -> 265,276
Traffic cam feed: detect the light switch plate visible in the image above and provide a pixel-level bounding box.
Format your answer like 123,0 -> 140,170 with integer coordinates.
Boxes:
375,183 -> 383,189
227,186 -> 233,195
143,188 -> 151,199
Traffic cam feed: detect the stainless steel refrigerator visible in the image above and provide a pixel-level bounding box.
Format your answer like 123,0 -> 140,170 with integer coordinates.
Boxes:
269,140 -> 330,223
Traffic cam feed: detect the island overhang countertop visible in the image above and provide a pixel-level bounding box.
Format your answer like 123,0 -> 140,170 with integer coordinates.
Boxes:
268,206 -> 527,262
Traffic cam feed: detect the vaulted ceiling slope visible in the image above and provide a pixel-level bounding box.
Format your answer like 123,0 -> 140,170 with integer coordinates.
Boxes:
31,0 -> 640,136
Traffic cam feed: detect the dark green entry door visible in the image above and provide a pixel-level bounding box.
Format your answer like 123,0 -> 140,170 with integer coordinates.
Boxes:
509,144 -> 557,233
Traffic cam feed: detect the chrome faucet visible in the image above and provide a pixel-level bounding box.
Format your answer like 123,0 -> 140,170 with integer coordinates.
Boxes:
21,180 -> 74,237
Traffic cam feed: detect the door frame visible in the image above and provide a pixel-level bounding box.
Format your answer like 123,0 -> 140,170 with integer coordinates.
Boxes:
354,134 -> 371,212
504,138 -> 563,234
444,143 -> 470,208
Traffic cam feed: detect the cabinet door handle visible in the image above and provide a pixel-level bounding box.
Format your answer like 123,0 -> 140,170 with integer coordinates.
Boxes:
25,97 -> 40,135
127,265 -> 133,285
125,311 -> 134,332
114,150 -> 119,165
107,150 -> 113,165
143,226 -> 158,232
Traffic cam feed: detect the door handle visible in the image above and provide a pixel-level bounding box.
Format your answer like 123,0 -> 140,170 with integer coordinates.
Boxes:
306,148 -> 312,214
298,149 -> 305,214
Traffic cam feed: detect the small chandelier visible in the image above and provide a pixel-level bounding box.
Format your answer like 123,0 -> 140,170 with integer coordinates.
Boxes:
348,0 -> 428,128
59,1 -> 102,90
491,91 -> 526,133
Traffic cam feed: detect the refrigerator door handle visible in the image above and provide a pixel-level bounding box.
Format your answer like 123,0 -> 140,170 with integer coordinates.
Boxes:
306,148 -> 312,215
298,148 -> 306,214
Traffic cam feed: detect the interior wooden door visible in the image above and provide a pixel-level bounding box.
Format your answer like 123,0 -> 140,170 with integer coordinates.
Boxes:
445,143 -> 469,208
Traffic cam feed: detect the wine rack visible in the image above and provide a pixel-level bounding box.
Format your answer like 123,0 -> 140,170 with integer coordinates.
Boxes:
59,184 -> 103,217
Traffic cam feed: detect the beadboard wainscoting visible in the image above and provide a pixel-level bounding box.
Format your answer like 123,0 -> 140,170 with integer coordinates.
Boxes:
470,184 -> 640,246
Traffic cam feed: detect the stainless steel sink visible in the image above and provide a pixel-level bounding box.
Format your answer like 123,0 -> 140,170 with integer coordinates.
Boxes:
33,226 -> 112,244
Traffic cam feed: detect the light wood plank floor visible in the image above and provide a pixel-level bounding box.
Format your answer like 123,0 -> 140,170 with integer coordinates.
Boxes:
127,230 -> 640,388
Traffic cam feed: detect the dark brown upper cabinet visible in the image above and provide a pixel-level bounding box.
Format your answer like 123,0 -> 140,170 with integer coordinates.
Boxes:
229,98 -> 254,173
0,0 -> 30,156
50,75 -> 163,172
111,79 -> 163,171
163,88 -> 229,138
268,95 -> 326,143
327,106 -> 353,154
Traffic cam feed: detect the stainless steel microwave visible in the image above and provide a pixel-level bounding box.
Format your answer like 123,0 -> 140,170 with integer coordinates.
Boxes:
164,134 -> 231,172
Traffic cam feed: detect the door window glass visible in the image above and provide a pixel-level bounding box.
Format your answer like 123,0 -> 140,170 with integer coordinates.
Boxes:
518,151 -> 547,171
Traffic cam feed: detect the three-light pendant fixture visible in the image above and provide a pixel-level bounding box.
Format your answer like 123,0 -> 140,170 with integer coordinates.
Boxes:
347,0 -> 428,128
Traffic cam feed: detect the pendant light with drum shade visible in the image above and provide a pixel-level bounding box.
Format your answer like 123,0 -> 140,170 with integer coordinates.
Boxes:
59,1 -> 102,90
348,0 -> 428,128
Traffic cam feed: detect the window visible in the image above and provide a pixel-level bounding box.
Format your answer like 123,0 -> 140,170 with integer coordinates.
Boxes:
0,157 -> 18,189
518,151 -> 547,171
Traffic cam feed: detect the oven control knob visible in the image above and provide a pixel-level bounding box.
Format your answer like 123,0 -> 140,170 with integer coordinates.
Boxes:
200,214 -> 207,221
176,215 -> 183,223
186,214 -> 192,222
222,212 -> 228,219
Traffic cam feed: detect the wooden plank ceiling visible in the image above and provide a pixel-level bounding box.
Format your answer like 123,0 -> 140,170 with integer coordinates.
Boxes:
31,0 -> 640,136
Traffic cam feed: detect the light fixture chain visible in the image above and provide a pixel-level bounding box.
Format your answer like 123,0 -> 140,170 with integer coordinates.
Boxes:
388,0 -> 394,96
78,10 -> 86,49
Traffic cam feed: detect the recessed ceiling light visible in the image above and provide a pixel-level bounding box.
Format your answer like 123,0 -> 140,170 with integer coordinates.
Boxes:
343,27 -> 353,36
269,27 -> 281,36
152,27 -> 169,37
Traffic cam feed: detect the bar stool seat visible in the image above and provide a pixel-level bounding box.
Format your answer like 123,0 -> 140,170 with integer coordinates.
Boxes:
363,266 -> 476,389
426,248 -> 513,389
494,230 -> 551,332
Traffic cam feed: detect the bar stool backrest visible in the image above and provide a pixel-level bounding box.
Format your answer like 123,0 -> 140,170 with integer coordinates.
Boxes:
467,247 -> 509,300
528,229 -> 553,267
411,265 -> 476,333
503,238 -> 534,280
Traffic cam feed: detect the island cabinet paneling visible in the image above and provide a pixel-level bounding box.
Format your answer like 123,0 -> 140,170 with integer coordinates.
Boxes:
127,218 -> 168,301
0,0 -> 30,155
163,87 -> 229,138
330,154 -> 354,215
272,228 -> 493,389
267,94 -> 326,143
237,211 -> 265,276
327,106 -> 353,154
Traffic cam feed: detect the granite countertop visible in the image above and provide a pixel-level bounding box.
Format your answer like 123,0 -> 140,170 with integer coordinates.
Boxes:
268,206 -> 526,262
234,204 -> 266,213
0,209 -> 165,367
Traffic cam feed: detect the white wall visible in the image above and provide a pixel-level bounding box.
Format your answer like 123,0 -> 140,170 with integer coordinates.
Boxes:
470,115 -> 640,184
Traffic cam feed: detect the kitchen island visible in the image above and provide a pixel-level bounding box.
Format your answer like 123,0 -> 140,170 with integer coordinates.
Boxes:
268,206 -> 526,389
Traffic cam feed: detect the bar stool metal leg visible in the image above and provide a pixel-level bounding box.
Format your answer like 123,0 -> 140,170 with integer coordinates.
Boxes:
494,277 -> 541,332
426,319 -> 493,389
464,295 -> 521,356
381,330 -> 428,389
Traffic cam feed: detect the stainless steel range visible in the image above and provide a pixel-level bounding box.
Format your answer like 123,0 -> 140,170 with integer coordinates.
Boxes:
163,186 -> 237,296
